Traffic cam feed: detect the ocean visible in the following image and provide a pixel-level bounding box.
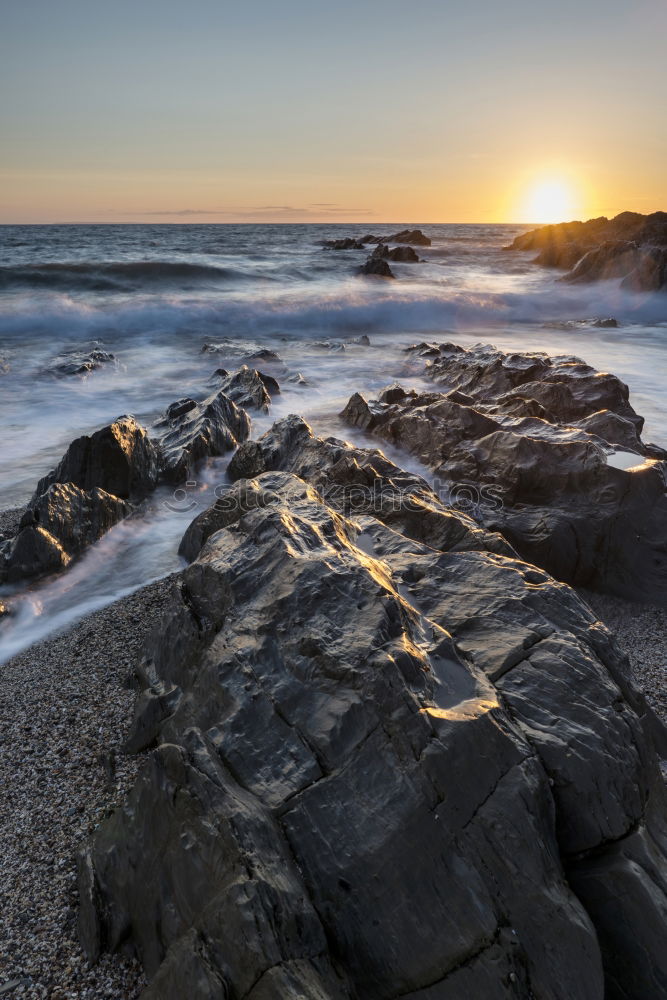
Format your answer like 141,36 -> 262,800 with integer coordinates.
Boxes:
1,222 -> 666,660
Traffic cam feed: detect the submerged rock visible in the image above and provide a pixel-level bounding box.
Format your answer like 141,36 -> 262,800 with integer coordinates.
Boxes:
80,453 -> 667,999
342,344 -> 667,603
156,389 -> 251,483
44,348 -> 117,379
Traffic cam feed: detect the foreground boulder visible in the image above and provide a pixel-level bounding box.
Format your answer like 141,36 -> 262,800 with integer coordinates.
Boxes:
155,389 -> 251,482
80,450 -> 667,998
341,343 -> 667,603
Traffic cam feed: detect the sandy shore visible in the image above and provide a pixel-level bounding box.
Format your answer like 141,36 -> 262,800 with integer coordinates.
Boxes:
0,574 -> 178,1000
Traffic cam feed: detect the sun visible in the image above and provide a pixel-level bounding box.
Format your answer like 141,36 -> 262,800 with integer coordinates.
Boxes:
522,178 -> 580,225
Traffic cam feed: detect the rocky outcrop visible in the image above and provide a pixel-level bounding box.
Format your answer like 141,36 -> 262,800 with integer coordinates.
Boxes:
506,211 -> 667,290
387,228 -> 431,246
33,416 -> 160,502
213,366 -> 272,412
80,448 -> 667,999
155,389 -> 251,482
43,347 -> 117,378
322,238 -> 366,250
2,390 -> 253,582
358,257 -> 395,278
0,484 -> 130,582
340,343 -> 667,604
371,245 -> 421,263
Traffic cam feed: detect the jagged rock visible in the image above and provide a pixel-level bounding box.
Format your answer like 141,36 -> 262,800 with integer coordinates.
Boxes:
80,461 -> 667,999
214,366 -> 271,412
255,370 -> 280,396
387,228 -> 431,246
506,211 -> 667,289
43,347 -> 116,378
322,238 -> 366,250
226,414 -> 514,559
592,317 -> 618,328
341,344 -> 667,603
165,398 -> 198,420
156,389 -> 251,483
0,483 -> 130,583
371,245 -> 421,263
358,257 -> 395,278
33,416 -> 160,501
240,349 -> 287,373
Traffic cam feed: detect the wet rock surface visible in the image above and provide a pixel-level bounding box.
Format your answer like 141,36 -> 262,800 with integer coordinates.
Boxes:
155,388 -> 251,482
79,446 -> 667,1000
506,211 -> 667,290
213,365 -> 273,412
358,257 -> 395,278
370,244 -> 421,263
340,343 -> 667,603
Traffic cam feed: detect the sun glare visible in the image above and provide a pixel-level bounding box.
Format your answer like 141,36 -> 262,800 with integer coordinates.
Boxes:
523,178 -> 580,225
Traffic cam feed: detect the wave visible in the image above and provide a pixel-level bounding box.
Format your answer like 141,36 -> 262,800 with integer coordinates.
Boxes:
0,276 -> 665,348
0,259 -> 260,292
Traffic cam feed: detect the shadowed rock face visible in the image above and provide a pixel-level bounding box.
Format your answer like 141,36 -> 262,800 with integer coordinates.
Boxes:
33,416 -> 160,502
79,456 -> 667,999
156,388 -> 251,483
340,344 -> 667,604
358,257 -> 395,278
213,366 -> 272,412
371,244 -> 421,263
2,394 -> 253,583
0,483 -> 130,582
0,416 -> 160,583
505,211 -> 667,289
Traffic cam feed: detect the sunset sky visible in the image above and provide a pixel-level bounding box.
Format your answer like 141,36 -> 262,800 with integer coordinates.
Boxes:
1,0 -> 665,224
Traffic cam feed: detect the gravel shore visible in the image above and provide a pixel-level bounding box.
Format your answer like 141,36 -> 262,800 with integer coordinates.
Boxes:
579,589 -> 667,726
0,574 -> 179,999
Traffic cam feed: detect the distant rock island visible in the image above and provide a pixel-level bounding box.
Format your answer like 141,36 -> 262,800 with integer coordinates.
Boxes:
506,211 -> 667,290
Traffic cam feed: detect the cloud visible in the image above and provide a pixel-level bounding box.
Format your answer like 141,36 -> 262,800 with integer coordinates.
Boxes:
134,204 -> 376,220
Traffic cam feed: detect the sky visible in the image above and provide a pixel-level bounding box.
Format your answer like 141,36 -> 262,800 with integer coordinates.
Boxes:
1,0 -> 666,224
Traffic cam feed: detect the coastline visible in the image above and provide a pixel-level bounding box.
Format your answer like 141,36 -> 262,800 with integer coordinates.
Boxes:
1,511 -> 665,996
0,574 -> 178,999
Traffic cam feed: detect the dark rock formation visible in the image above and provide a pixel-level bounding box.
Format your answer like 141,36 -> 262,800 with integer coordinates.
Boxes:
200,414 -> 512,562
592,317 -> 618,328
44,348 -> 116,378
371,244 -> 421,263
387,228 -> 431,246
156,389 -> 251,483
0,484 -> 130,583
34,416 -> 160,502
214,366 -> 272,412
340,344 -> 667,603
506,211 -> 667,290
80,450 -> 667,998
322,238 -> 366,250
358,257 -> 395,278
